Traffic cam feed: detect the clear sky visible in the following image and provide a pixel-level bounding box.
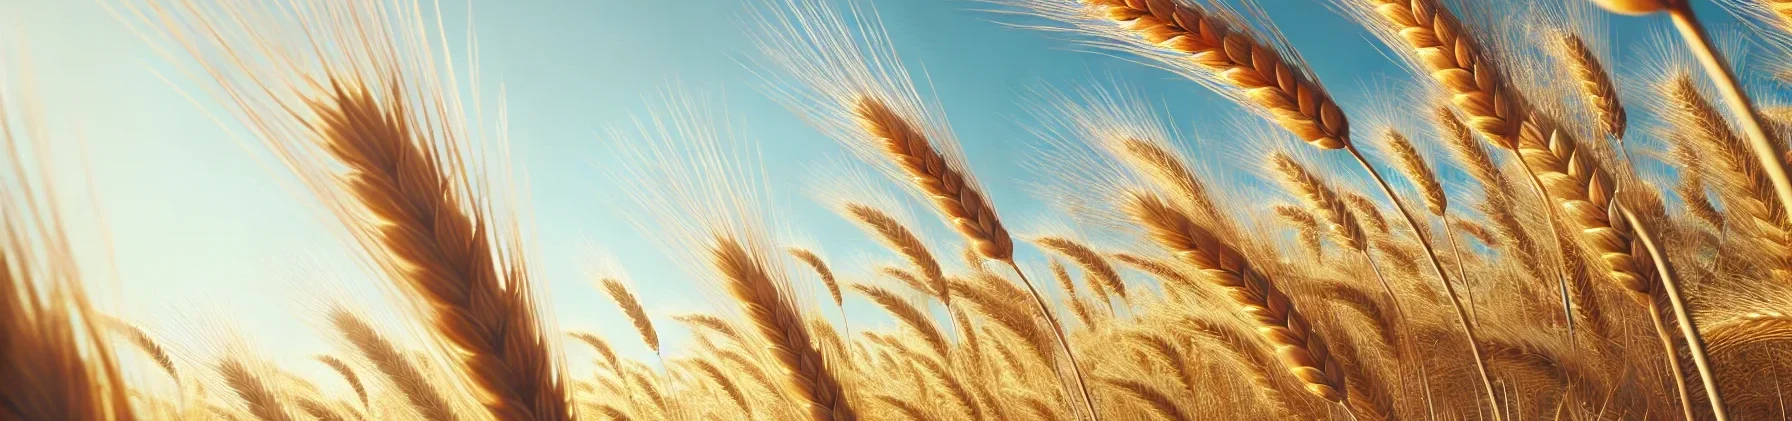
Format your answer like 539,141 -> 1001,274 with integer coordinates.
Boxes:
0,0 -> 1759,383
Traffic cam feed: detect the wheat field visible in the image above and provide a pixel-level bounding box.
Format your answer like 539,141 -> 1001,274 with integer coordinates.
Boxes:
7,0 -> 1792,420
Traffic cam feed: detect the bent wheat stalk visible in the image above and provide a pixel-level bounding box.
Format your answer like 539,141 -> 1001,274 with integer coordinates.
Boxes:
1623,206 -> 1729,420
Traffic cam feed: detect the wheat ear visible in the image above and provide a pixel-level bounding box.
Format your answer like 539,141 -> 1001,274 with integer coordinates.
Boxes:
853,95 -> 1095,419
1034,237 -> 1128,306
327,309 -> 459,421
1556,33 -> 1627,140
1622,0 -> 1792,235
102,318 -> 177,381
1119,137 -> 1223,220
1704,311 -> 1792,356
307,78 -> 570,421
788,248 -> 845,309
842,203 -> 949,306
711,236 -> 856,420
1666,75 -> 1790,271
690,358 -> 752,413
312,356 -> 367,410
600,278 -> 660,354
1051,259 -> 1097,328
849,282 -> 950,360
568,332 -> 622,374
1098,377 -> 1188,421
218,358 -> 294,421
1272,205 -> 1325,259
1126,192 -> 1349,405
1081,0 -> 1348,149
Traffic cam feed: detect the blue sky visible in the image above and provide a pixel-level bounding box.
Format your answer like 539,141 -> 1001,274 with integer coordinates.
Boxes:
0,0 -> 1759,382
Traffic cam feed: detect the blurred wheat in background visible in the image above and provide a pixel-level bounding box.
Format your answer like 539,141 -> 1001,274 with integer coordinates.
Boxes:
9,0 -> 1792,419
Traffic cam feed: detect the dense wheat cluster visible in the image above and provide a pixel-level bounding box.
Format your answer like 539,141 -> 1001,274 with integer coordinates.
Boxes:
13,0 -> 1792,420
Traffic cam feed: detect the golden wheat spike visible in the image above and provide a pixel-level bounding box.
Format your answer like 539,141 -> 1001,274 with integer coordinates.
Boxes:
1080,0 -> 1349,149
788,248 -> 845,308
328,309 -> 461,421
1383,130 -> 1447,216
711,237 -> 857,421
852,97 -> 1014,261
312,355 -> 367,410
1126,192 -> 1349,405
600,278 -> 661,354
1556,33 -> 1627,140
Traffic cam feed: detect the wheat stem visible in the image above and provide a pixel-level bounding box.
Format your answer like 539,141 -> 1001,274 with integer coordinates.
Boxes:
1003,260 -> 1099,421
1344,145 -> 1501,420
1623,205 -> 1729,420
